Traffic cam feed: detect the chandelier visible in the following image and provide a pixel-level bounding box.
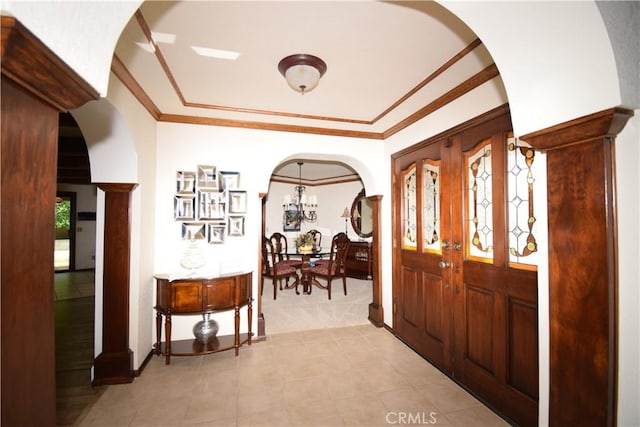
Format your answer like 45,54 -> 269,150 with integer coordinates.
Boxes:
283,162 -> 318,223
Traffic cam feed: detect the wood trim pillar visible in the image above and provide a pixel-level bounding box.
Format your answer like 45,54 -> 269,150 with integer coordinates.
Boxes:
368,195 -> 384,326
521,107 -> 634,427
1,16 -> 98,426
93,183 -> 138,385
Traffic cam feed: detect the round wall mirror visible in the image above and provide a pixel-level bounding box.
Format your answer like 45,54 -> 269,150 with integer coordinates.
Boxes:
350,189 -> 373,238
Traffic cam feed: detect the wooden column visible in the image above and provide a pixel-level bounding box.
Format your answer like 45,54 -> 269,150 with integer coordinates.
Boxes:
522,108 -> 634,427
0,16 -> 98,425
368,195 -> 384,326
93,183 -> 138,385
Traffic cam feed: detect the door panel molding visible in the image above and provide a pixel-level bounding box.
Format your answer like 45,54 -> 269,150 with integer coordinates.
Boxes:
392,104 -> 539,426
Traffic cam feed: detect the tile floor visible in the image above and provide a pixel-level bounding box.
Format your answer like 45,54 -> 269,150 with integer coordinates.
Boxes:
77,324 -> 508,426
54,269 -> 96,301
60,273 -> 508,426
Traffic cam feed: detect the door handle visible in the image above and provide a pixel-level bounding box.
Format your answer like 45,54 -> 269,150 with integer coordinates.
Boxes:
442,240 -> 450,250
453,242 -> 461,251
438,261 -> 450,269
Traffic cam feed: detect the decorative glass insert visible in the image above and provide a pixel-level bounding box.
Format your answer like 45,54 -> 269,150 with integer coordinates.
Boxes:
466,139 -> 493,260
402,164 -> 417,250
422,160 -> 441,253
507,136 -> 539,266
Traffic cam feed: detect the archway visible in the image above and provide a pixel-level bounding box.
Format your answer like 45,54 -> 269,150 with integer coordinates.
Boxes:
259,154 -> 382,337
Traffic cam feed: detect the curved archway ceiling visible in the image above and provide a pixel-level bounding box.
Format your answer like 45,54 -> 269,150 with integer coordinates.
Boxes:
113,1 -> 500,139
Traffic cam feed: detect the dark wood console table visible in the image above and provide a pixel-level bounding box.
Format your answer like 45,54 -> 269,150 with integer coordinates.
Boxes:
154,272 -> 252,364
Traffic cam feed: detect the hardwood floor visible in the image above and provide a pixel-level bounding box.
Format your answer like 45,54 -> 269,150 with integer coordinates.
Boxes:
55,272 -> 103,425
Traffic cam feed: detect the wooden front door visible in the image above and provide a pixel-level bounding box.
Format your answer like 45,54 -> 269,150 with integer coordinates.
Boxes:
392,107 -> 539,426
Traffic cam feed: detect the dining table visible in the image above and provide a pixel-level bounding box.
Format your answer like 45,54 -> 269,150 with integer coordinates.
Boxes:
283,248 -> 329,295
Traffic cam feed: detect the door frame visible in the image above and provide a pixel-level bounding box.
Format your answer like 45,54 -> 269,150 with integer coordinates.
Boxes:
55,191 -> 77,271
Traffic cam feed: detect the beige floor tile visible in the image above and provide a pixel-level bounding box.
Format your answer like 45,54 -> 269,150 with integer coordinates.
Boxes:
277,353 -> 329,381
283,376 -> 330,407
182,390 -> 238,425
236,383 -> 288,417
76,321 -> 508,427
377,386 -> 440,415
334,393 -> 391,427
237,408 -> 291,426
287,398 -> 344,426
326,370 -> 372,400
128,396 -> 190,426
421,382 -> 484,414
444,405 -> 511,426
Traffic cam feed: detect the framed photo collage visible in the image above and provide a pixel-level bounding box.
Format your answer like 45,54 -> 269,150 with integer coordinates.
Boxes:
174,165 -> 246,244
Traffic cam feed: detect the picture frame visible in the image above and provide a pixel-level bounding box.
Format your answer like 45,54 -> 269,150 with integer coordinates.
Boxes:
219,171 -> 240,191
207,223 -> 226,244
176,171 -> 196,194
228,190 -> 247,213
197,164 -> 218,189
197,190 -> 225,220
228,216 -> 245,236
174,196 -> 195,220
283,211 -> 301,232
181,222 -> 206,240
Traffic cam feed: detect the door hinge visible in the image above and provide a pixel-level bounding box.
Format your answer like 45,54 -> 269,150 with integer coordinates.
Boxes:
393,302 -> 397,314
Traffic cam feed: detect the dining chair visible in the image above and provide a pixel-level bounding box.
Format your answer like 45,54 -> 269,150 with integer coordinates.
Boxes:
307,229 -> 322,249
262,236 -> 299,300
269,232 -> 302,289
308,232 -> 350,299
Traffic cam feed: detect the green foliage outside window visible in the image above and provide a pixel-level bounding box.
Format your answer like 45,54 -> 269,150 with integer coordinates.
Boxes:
56,200 -> 70,230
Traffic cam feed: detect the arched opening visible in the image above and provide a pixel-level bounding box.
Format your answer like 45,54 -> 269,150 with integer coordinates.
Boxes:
54,112 -> 100,425
261,157 -> 378,335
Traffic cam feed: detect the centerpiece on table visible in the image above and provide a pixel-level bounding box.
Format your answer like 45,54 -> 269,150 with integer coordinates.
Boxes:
295,232 -> 315,254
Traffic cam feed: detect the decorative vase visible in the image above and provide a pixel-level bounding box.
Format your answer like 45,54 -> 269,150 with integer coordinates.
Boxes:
298,244 -> 313,254
192,313 -> 219,344
180,238 -> 206,275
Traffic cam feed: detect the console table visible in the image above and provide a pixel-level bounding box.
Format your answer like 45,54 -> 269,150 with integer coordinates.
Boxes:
154,272 -> 252,364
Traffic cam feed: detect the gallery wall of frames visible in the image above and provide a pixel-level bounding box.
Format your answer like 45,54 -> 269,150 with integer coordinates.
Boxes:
174,165 -> 246,244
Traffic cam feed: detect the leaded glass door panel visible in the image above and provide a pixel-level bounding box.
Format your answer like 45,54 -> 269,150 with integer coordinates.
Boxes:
392,110 -> 539,426
393,139 -> 453,371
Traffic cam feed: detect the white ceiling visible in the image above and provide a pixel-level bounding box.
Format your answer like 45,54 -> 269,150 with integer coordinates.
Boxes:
114,1 -> 493,180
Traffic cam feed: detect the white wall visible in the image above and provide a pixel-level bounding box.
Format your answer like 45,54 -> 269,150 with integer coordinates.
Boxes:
614,114 -> 640,427
153,122 -> 384,341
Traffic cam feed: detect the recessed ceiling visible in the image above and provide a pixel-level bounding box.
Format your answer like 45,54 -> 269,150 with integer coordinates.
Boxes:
113,1 -> 497,139
271,160 -> 359,186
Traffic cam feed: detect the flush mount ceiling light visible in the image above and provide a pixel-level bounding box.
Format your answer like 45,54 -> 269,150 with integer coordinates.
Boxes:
278,54 -> 327,95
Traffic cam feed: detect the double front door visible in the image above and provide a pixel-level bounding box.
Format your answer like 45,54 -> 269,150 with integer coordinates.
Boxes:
392,109 -> 538,426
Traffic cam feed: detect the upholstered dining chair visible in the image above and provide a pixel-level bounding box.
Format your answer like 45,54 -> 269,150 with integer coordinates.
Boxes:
262,236 -> 299,300
308,232 -> 350,299
307,229 -> 322,249
269,232 -> 302,288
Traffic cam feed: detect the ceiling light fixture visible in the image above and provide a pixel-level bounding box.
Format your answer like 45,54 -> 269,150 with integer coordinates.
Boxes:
278,54 -> 327,95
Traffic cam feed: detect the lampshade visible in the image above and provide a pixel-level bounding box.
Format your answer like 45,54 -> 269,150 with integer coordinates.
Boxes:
341,207 -> 350,218
278,54 -> 327,94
